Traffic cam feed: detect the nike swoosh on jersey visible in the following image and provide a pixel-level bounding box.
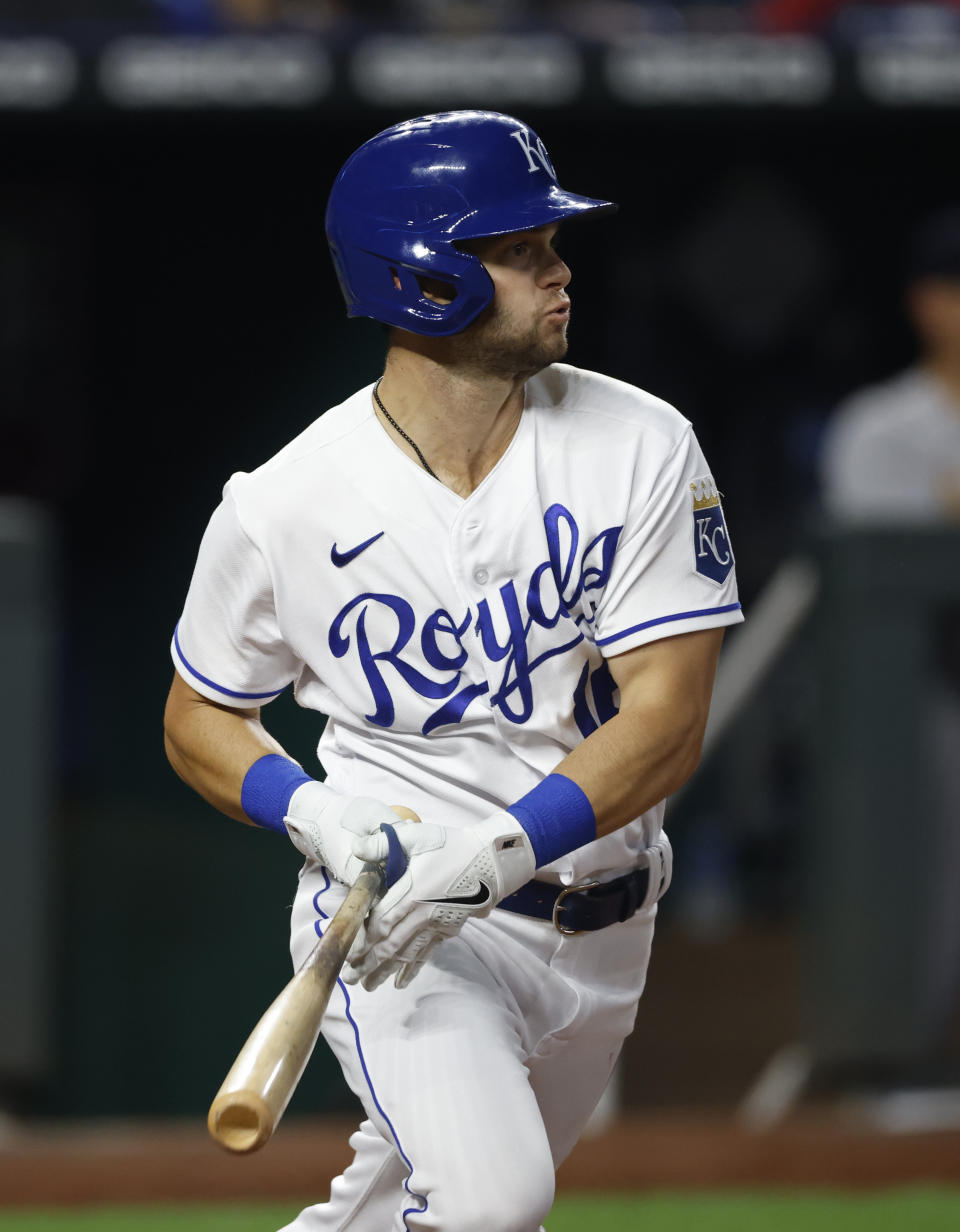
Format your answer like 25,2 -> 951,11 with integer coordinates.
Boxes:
331,530 -> 385,568
424,881 -> 493,908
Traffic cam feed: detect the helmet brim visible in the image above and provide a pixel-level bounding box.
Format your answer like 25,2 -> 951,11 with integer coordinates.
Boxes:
445,188 -> 617,241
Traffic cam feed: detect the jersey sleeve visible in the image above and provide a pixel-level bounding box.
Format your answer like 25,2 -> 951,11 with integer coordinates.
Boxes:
593,425 -> 743,656
171,484 -> 299,708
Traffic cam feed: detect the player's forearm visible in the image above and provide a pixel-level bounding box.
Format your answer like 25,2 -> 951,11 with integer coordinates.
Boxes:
552,701 -> 705,839
163,673 -> 291,824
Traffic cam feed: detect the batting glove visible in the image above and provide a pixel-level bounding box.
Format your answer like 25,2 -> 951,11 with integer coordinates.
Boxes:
342,812 -> 536,991
283,783 -> 402,887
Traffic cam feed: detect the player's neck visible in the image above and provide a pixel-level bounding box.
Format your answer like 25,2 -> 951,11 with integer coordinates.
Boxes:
376,349 -> 527,498
925,352 -> 960,415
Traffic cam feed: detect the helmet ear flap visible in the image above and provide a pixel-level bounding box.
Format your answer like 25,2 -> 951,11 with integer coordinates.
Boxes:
334,236 -> 495,337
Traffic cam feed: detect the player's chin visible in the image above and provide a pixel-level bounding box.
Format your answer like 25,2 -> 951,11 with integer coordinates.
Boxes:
544,310 -> 570,337
512,324 -> 568,376
525,338 -> 567,373
544,329 -> 569,362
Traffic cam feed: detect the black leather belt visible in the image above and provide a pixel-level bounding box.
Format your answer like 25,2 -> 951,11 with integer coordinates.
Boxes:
496,867 -> 656,935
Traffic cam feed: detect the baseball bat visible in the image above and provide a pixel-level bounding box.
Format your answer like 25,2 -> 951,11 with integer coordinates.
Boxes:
207,805 -> 420,1154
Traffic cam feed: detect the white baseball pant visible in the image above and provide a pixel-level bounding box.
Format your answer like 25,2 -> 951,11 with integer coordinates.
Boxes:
278,865 -> 657,1232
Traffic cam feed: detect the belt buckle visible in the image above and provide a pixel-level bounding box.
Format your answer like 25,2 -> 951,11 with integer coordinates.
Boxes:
552,880 -> 600,936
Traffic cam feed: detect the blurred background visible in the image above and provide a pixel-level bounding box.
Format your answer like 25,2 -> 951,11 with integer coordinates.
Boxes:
2,0 -> 960,1170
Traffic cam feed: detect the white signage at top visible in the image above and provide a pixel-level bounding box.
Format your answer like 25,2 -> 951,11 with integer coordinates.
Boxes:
351,35 -> 581,106
99,36 -> 331,108
0,40 -> 77,108
607,35 -> 833,106
859,36 -> 960,104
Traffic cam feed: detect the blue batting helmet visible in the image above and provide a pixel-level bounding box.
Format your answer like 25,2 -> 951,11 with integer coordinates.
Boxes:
325,110 -> 617,337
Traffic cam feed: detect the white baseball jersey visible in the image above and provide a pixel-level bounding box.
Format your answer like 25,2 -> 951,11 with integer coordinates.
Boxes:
172,363 -> 743,883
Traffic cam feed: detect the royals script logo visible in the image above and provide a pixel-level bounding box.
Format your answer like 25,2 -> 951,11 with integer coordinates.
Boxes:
329,504 -> 622,735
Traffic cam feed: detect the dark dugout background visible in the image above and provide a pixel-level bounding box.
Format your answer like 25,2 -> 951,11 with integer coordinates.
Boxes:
2,84 -> 958,1115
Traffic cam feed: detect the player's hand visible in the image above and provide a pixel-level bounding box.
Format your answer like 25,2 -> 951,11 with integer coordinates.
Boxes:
342,812 -> 536,991
283,784 -> 401,887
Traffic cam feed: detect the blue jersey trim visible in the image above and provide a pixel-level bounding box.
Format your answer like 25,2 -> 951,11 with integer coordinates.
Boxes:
313,881 -> 428,1229
173,623 -> 287,700
595,602 -> 742,648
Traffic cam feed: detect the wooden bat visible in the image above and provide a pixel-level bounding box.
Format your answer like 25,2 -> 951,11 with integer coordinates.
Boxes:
207,805 -> 420,1154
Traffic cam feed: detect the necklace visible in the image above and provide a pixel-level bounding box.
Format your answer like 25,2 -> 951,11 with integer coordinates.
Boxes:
373,380 -> 438,480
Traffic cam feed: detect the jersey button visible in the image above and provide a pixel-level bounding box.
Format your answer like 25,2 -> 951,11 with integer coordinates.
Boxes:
474,567 -> 489,585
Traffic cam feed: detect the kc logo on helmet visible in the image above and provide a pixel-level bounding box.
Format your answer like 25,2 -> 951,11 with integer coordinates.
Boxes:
509,128 -> 557,179
690,477 -> 734,585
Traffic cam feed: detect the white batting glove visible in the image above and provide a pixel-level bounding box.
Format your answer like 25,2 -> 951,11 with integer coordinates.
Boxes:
283,783 -> 401,887
342,812 -> 536,991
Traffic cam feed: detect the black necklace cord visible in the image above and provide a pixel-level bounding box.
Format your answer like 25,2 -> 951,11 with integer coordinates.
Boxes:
373,380 -> 439,480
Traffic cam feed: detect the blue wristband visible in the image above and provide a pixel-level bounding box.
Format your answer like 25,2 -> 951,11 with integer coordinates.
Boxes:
241,754 -> 313,834
506,774 -> 596,868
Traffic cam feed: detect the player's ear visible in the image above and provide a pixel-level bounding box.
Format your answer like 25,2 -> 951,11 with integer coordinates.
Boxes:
388,264 -> 457,305
415,274 -> 457,305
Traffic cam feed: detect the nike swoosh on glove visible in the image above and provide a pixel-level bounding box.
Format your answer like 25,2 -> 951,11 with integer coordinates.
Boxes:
283,783 -> 402,887
342,811 -> 536,992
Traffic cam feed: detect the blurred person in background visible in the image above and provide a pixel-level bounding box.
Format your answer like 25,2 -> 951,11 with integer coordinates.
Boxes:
821,207 -> 960,524
819,205 -> 960,1080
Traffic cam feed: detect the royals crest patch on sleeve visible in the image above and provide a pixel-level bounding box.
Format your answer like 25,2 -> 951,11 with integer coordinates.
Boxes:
690,477 -> 734,585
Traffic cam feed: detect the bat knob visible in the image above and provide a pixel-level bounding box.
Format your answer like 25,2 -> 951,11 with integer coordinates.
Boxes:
208,1090 -> 274,1154
390,805 -> 421,822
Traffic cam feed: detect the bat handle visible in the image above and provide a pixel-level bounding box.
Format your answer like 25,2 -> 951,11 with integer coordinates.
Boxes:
309,862 -> 384,988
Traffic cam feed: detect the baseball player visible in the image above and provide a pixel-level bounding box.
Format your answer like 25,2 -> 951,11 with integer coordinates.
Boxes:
164,110 -> 743,1231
